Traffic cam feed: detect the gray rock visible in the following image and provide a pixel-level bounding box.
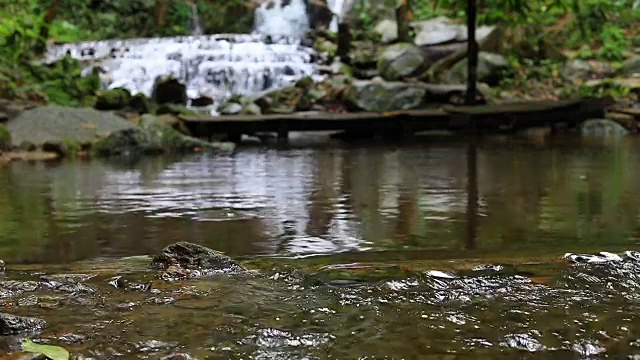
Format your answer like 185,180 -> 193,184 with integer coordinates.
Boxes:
221,102 -> 243,115
446,52 -> 510,86
241,102 -> 262,116
374,19 -> 398,44
6,105 -> 136,148
151,242 -> 246,273
377,43 -> 425,81
0,313 -> 46,335
412,17 -> 498,47
412,17 -> 461,46
562,59 -> 593,82
580,119 -> 630,137
346,80 -> 427,112
622,56 -> 640,75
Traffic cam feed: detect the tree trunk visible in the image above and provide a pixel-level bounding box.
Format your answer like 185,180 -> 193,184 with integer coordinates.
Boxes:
34,0 -> 62,54
156,0 -> 170,27
395,0 -> 412,43
465,0 -> 478,105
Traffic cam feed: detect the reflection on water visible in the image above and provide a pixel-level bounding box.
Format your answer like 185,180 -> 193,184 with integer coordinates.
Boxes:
1,137 -> 640,263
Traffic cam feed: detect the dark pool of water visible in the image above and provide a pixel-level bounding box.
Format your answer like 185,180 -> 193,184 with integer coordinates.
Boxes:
1,136 -> 640,358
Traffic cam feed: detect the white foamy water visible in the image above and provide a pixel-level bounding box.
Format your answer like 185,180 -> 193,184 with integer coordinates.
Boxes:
254,0 -> 310,36
47,34 -> 322,105
45,0 -> 357,111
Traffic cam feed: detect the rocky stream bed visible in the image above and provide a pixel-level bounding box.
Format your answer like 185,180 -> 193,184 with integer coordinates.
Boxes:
3,242 -> 640,358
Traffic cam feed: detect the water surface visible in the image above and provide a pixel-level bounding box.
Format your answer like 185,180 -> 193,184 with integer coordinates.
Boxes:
1,136 -> 640,358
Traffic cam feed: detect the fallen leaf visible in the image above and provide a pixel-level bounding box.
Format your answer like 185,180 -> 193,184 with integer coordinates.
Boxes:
21,339 -> 69,360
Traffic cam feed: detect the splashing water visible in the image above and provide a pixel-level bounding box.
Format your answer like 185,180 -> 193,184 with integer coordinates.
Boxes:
47,34 -> 322,110
254,0 -> 310,36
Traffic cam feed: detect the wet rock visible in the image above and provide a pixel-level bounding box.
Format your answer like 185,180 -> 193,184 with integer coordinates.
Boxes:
40,274 -> 95,283
128,93 -> 154,114
0,125 -> 11,151
0,313 -> 46,335
0,260 -> 5,273
16,295 -> 38,307
92,116 -> 235,157
562,59 -> 593,82
57,333 -> 85,344
156,103 -> 198,117
160,354 -> 195,360
377,43 -> 426,81
346,80 -> 427,112
579,119 -> 630,137
7,352 -> 50,360
152,76 -> 187,105
151,242 -> 246,277
94,88 -> 132,110
190,96 -> 214,107
446,52 -> 510,86
137,339 -> 177,352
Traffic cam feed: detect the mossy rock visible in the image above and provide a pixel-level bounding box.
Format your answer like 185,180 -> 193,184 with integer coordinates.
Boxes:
0,124 -> 11,151
156,103 -> 198,117
129,93 -> 155,114
94,88 -> 132,110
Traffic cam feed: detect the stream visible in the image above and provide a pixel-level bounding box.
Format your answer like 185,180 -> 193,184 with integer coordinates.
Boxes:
1,136 -> 640,358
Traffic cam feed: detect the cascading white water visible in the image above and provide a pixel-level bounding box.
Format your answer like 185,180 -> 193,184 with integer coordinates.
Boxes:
45,0 -> 357,114
47,34 -> 321,106
254,0 -> 310,36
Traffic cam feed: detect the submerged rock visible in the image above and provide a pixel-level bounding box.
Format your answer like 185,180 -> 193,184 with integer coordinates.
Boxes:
0,313 -> 46,335
151,242 -> 246,278
579,119 -> 630,137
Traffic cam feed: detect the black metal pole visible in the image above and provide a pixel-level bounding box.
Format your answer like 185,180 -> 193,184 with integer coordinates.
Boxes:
465,0 -> 478,105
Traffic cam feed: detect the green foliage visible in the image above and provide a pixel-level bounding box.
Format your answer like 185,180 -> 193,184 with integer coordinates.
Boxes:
597,23 -> 629,61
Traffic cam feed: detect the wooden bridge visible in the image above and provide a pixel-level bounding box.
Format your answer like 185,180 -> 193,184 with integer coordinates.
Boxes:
180,97 -> 614,142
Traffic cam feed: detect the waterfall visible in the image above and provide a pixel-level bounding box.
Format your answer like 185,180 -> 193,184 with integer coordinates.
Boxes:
46,0 -> 342,115
254,0 -> 310,36
190,2 -> 203,36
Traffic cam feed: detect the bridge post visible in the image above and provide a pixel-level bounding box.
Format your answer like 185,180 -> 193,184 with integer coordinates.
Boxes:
277,122 -> 289,143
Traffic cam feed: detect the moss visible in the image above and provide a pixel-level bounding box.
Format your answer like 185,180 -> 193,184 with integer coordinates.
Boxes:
0,125 -> 11,151
156,103 -> 198,117
61,138 -> 80,158
94,88 -> 132,110
129,93 -> 154,114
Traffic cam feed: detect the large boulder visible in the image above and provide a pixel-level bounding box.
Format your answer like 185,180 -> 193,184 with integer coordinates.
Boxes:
622,56 -> 640,76
307,0 -> 334,31
92,115 -> 234,156
580,119 -> 630,137
94,88 -> 132,110
446,52 -> 510,86
377,43 -> 426,81
562,59 -> 593,82
152,76 -> 187,105
374,19 -> 398,44
0,313 -> 46,335
5,105 -> 136,148
346,80 -> 427,112
151,242 -> 246,279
